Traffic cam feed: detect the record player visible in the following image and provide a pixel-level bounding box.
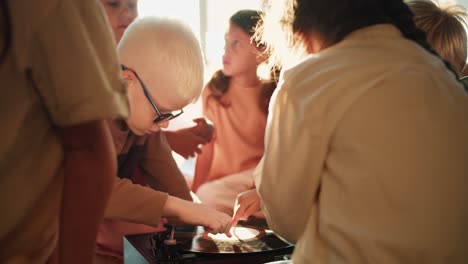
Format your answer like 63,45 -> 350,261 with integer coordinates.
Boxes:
123,218 -> 294,263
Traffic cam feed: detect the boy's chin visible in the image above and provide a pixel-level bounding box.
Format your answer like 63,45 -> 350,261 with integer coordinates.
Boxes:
145,129 -> 160,135
127,121 -> 161,136
127,124 -> 146,136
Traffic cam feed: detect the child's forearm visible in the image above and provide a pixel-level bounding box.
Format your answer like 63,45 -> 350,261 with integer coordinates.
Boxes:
192,140 -> 214,191
104,177 -> 167,226
57,120 -> 116,264
162,195 -> 188,218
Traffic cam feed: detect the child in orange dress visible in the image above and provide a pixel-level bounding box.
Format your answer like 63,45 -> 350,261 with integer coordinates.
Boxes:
193,10 -> 278,215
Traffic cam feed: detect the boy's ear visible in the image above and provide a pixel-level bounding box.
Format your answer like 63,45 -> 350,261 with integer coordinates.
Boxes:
121,69 -> 136,83
121,70 -> 140,90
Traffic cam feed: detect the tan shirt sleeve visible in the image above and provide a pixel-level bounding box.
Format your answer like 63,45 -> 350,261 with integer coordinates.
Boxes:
255,81 -> 325,243
104,177 -> 168,227
139,132 -> 192,201
30,0 -> 129,126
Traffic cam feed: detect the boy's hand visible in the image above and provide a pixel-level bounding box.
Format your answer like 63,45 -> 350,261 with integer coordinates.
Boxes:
193,203 -> 232,236
164,196 -> 232,236
232,189 -> 262,227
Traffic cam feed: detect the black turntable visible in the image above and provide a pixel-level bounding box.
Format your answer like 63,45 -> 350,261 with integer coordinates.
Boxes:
123,218 -> 294,263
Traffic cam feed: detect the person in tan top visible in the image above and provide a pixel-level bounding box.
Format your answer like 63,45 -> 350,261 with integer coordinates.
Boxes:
193,10 -> 277,215
95,17 -> 233,261
234,0 -> 468,263
0,0 -> 130,263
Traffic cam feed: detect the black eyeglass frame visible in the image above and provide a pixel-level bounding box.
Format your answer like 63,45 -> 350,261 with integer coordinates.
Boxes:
121,64 -> 184,124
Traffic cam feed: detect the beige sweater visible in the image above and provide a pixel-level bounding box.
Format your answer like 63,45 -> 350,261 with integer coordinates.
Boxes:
255,24 -> 468,263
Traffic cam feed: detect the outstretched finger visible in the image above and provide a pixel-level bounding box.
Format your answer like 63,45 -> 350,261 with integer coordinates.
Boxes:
232,203 -> 248,228
242,202 -> 261,221
225,220 -> 233,237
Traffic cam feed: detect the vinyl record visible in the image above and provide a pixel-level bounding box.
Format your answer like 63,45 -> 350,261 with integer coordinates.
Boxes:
176,226 -> 293,254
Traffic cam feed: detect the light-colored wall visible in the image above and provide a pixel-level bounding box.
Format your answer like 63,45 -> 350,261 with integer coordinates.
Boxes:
456,0 -> 468,7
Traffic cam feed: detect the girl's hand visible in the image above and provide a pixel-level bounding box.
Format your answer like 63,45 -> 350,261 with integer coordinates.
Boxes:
232,189 -> 262,227
192,118 -> 214,142
165,118 -> 214,159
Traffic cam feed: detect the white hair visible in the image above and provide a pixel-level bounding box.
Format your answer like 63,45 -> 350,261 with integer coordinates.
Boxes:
118,17 -> 204,106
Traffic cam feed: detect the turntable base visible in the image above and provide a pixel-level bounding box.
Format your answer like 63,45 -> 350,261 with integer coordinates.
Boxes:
123,219 -> 293,263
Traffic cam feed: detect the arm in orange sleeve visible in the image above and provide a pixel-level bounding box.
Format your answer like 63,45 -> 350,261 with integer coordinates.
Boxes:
104,176 -> 168,227
105,176 -> 233,235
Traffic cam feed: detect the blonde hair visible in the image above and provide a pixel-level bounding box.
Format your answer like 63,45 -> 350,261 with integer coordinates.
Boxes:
407,0 -> 468,75
118,17 -> 204,105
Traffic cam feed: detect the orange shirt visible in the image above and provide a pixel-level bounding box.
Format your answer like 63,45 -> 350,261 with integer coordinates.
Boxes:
192,82 -> 267,191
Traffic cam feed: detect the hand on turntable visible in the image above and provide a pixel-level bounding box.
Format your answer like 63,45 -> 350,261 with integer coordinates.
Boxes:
232,189 -> 262,227
163,196 -> 233,236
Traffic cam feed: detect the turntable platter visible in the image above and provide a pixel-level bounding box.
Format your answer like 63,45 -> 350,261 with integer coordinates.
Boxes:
208,227 -> 260,242
178,226 -> 293,254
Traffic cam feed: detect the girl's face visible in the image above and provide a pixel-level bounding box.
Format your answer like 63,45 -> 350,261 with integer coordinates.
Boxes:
222,24 -> 263,77
100,0 -> 139,43
122,71 -> 170,136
